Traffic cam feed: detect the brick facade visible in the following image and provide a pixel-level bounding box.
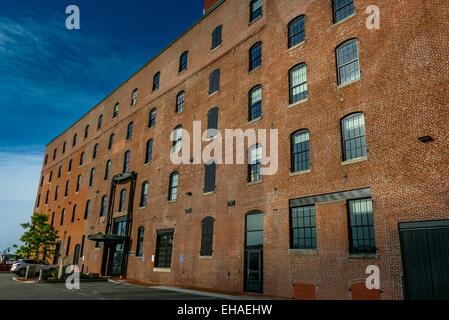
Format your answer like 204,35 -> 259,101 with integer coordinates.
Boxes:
34,0 -> 449,299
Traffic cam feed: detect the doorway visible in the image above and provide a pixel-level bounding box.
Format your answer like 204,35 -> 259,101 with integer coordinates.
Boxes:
110,218 -> 127,277
244,211 -> 263,294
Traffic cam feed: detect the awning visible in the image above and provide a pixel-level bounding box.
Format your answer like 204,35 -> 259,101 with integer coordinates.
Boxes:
88,233 -> 127,243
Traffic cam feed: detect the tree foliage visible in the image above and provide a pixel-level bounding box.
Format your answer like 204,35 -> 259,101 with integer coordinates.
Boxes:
16,213 -> 59,262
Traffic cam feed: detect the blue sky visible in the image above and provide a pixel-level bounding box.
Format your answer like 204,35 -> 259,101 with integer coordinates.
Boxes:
0,0 -> 203,251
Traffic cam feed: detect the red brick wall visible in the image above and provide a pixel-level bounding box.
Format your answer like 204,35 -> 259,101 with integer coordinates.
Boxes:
34,0 -> 449,299
204,0 -> 220,13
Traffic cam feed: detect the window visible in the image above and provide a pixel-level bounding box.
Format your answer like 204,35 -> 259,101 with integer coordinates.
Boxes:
248,85 -> 262,121
66,236 -> 71,256
206,107 -> 219,139
176,91 -> 184,113
119,189 -> 127,212
341,113 -> 367,161
136,227 -> 144,257
76,175 -> 81,192
93,144 -> 98,159
79,152 -> 85,166
60,209 -> 65,226
71,204 -> 77,223
348,198 -> 376,253
108,134 -> 114,150
84,200 -> 90,220
153,72 -> 160,91
89,168 -> 95,187
49,171 -> 53,183
145,140 -> 153,164
44,154 -> 48,165
172,126 -> 182,153
58,166 -> 62,178
68,159 -> 72,172
288,15 -> 305,48
289,63 -> 308,103
54,186 -> 59,201
155,230 -> 174,268
62,142 -> 66,154
100,195 -> 108,217
333,0 -> 355,23
248,144 -> 262,183
246,211 -> 263,247
113,103 -> 119,118
40,176 -> 44,187
126,122 -> 133,140
250,0 -> 263,22
168,172 -> 179,201
51,212 -> 55,227
45,190 -> 49,205
211,25 -> 222,50
104,160 -> 111,180
249,42 -> 262,70
131,89 -> 138,106
336,39 -> 360,85
37,194 -> 41,207
209,69 -> 220,95
291,130 -> 310,172
203,161 -> 216,193
149,108 -> 156,128
84,125 -> 89,138
290,205 -> 317,249
97,115 -> 103,130
123,151 -> 130,173
200,217 -> 215,256
53,149 -> 57,160
72,134 -> 77,146
140,181 -> 149,207
64,181 -> 69,197
179,51 -> 188,72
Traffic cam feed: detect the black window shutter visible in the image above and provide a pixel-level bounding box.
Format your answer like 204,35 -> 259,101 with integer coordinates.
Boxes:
214,69 -> 220,92
209,71 -> 214,94
217,25 -> 222,46
204,161 -> 216,193
200,217 -> 215,256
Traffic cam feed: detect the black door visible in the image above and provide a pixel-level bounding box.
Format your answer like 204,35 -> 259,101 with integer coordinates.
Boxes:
244,211 -> 264,294
399,220 -> 449,300
111,219 -> 127,276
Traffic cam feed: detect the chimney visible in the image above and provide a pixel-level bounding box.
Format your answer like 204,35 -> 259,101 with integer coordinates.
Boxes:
204,0 -> 220,14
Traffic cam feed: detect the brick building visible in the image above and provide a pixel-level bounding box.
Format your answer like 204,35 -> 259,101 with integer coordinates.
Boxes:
33,0 -> 449,299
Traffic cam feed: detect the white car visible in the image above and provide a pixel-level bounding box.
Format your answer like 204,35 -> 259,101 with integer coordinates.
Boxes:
10,259 -> 57,277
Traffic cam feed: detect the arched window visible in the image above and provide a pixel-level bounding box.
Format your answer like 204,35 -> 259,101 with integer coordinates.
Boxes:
58,166 -> 62,178
49,171 -> 53,183
172,126 -> 182,153
71,204 -> 77,223
148,108 -> 156,128
136,227 -> 145,256
145,139 -> 153,164
248,85 -> 262,121
179,51 -> 188,72
84,125 -> 89,138
131,88 -> 138,106
211,25 -> 223,50
176,91 -> 185,113
168,172 -> 179,201
209,69 -> 220,94
288,15 -> 305,48
44,154 -> 48,165
84,200 -> 91,220
76,175 -> 81,192
289,63 -> 307,103
341,113 -> 367,161
113,103 -> 119,118
54,186 -> 59,201
336,39 -> 360,85
119,189 -> 127,212
126,122 -> 133,140
333,0 -> 354,23
250,0 -> 263,22
45,190 -> 49,204
97,115 -> 103,130
123,150 -> 130,173
62,142 -> 67,154
104,160 -> 111,180
89,168 -> 95,187
60,208 -> 66,226
100,195 -> 108,217
200,217 -> 215,256
72,133 -> 77,146
291,130 -> 310,172
206,107 -> 219,139
248,144 -> 262,182
204,160 -> 216,193
68,159 -> 72,172
65,236 -> 71,255
36,194 -> 41,208
64,180 -> 69,197
53,148 -> 57,160
79,152 -> 85,166
51,212 -> 55,226
93,144 -> 98,159
249,42 -> 262,70
153,72 -> 160,91
140,181 -> 149,208
108,133 -> 114,150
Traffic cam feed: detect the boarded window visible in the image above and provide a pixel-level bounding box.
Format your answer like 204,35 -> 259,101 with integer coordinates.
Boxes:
203,161 -> 216,193
200,217 -> 215,256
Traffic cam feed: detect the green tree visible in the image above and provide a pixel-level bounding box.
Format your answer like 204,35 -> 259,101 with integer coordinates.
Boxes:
16,213 -> 59,262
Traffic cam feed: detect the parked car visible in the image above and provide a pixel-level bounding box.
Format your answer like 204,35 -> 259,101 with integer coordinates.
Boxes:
10,259 -> 57,277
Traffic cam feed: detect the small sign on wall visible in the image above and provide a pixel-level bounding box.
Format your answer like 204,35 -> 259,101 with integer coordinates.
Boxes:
142,255 -> 145,262
180,254 -> 184,262
151,255 -> 155,262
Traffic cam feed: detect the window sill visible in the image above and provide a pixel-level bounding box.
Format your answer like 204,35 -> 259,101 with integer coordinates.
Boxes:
152,88 -> 159,93
287,40 -> 306,52
288,249 -> 318,256
289,169 -> 311,177
341,156 -> 368,166
208,90 -> 220,98
288,97 -> 308,108
337,77 -> 361,89
348,253 -> 378,260
175,110 -> 184,115
167,200 -> 177,203
248,65 -> 261,74
331,13 -> 356,28
248,116 -> 262,124
199,256 -> 213,260
144,161 -> 152,167
138,206 -> 147,210
153,268 -> 171,272
247,179 -> 262,186
203,191 -> 216,196
210,44 -> 222,53
248,14 -> 263,26
178,69 -> 187,76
